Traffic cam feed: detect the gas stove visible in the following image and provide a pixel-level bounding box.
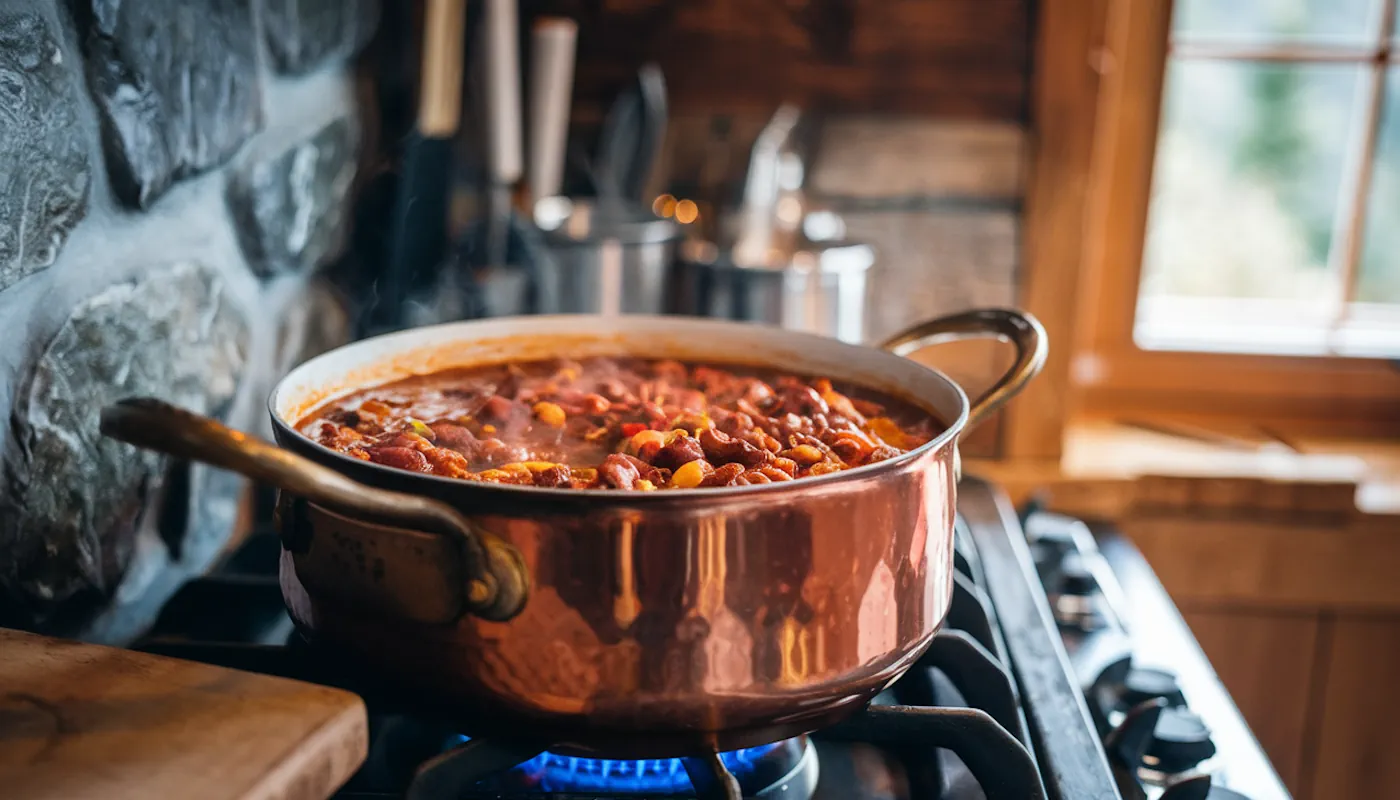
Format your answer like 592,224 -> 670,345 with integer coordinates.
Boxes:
133,477 -> 1287,799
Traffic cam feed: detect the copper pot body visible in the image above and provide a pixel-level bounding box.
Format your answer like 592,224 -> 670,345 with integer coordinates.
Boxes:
275,422 -> 956,755
106,312 -> 1043,757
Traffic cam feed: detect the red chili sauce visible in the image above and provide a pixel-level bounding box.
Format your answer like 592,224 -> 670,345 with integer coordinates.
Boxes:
298,357 -> 941,490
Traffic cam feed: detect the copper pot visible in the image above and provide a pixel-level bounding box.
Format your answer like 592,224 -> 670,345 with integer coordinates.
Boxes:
100,310 -> 1044,757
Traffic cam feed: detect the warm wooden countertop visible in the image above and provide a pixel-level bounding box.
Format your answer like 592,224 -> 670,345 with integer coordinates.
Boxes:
0,628 -> 368,800
969,419 -> 1400,520
969,420 -> 1400,614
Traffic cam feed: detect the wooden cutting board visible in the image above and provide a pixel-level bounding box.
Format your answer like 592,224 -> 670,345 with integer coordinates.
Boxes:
0,628 -> 368,800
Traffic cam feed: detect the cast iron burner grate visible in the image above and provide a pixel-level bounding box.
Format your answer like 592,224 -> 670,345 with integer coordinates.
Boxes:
137,479 -> 1114,799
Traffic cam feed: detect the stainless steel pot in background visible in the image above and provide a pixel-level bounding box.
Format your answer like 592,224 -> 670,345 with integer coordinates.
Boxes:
671,237 -> 876,344
533,198 -> 680,315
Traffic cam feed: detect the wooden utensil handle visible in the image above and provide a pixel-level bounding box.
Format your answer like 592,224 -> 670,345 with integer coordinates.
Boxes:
419,0 -> 468,137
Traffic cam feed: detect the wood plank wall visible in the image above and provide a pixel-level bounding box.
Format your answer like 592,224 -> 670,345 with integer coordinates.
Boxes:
524,0 -> 1031,120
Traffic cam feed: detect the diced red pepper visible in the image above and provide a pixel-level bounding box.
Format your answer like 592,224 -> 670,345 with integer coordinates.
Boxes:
621,422 -> 647,437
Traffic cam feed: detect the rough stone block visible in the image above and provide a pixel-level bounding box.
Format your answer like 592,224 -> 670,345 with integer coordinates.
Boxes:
262,0 -> 379,75
0,263 -> 250,628
0,11 -> 90,290
274,276 -> 352,374
227,116 -> 359,277
75,0 -> 263,208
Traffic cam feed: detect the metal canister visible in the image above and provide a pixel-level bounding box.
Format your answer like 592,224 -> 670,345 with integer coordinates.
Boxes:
672,239 -> 876,344
533,198 -> 680,315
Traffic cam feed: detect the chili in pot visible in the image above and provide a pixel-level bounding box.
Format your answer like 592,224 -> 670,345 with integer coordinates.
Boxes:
299,358 -> 941,490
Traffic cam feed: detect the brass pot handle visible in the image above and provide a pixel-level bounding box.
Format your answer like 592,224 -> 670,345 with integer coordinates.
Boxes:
99,397 -> 529,622
880,308 -> 1047,432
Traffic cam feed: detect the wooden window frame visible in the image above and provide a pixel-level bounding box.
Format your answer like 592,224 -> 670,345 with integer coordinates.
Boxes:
1069,0 -> 1400,439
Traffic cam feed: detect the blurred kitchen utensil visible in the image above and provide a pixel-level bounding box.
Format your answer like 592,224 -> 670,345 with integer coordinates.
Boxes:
379,0 -> 467,331
533,197 -> 679,315
732,105 -> 801,266
595,64 -> 668,204
672,231 -> 875,345
526,17 -> 577,206
482,0 -> 523,268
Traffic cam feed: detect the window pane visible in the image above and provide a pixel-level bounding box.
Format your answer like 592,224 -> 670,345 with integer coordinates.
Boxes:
1173,0 -> 1379,44
1135,61 -> 1364,351
1359,69 -> 1400,304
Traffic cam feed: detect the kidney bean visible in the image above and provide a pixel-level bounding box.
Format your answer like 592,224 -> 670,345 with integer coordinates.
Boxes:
652,434 -> 706,470
754,465 -> 793,482
743,380 -> 774,404
698,428 -> 771,468
599,453 -> 641,489
430,422 -> 479,454
780,384 -> 829,416
771,457 -> 799,476
698,462 -> 746,487
480,395 -> 516,420
826,432 -> 873,465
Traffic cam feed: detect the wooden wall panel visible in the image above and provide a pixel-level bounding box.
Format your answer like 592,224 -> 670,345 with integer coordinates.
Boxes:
1122,516 -> 1400,613
1000,0 -> 1111,460
525,0 -> 1031,119
1308,616 -> 1400,800
1181,608 -> 1321,797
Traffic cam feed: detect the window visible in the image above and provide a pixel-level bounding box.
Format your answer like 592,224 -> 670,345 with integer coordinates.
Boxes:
1138,0 -> 1400,357
1064,0 -> 1400,437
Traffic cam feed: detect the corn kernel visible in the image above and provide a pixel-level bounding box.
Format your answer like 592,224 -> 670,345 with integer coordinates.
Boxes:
636,479 -> 657,491
481,424 -> 497,434
627,429 -> 666,453
671,459 -> 709,489
533,401 -> 567,427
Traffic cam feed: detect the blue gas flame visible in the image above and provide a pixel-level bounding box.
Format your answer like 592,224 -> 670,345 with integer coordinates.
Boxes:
456,736 -> 782,795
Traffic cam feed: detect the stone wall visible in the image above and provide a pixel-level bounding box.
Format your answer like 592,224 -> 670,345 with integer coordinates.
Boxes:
0,0 -> 373,641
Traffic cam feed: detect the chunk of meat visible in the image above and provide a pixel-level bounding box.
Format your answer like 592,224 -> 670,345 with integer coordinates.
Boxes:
367,446 -> 432,473
532,464 -> 572,488
866,445 -> 903,464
